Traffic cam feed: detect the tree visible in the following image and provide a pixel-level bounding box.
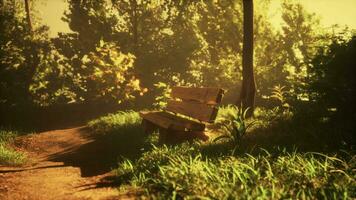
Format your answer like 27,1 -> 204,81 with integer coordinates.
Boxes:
237,0 -> 255,116
0,0 -> 50,106
308,34 -> 356,119
24,0 -> 32,31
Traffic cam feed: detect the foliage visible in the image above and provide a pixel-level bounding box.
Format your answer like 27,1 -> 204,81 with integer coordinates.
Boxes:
307,34 -> 356,119
88,110 -> 141,135
114,143 -> 200,186
266,84 -> 293,117
152,82 -> 171,109
0,144 -> 26,166
0,129 -> 26,166
1,0 -> 335,108
30,39 -> 146,105
214,105 -> 256,153
254,0 -> 325,101
1,0 -> 145,107
84,106 -> 355,199
86,110 -> 154,163
61,0 -> 326,103
270,85 -> 289,108
0,0 -> 51,106
115,142 -> 355,199
0,129 -> 17,144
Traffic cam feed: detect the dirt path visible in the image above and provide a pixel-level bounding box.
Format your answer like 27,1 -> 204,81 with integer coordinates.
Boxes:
0,127 -> 135,200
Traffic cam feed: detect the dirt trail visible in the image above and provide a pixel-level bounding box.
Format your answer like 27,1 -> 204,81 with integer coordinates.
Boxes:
0,127 -> 134,200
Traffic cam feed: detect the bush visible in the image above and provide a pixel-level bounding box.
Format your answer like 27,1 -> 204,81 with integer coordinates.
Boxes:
307,35 -> 356,119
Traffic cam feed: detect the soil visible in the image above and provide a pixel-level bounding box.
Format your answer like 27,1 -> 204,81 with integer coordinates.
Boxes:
0,127 -> 136,200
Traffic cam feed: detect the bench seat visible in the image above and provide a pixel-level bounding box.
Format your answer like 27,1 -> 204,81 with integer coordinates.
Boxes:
140,87 -> 224,142
140,111 -> 205,131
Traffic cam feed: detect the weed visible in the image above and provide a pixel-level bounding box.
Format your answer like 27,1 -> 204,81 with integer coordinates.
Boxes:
270,84 -> 290,110
214,105 -> 256,154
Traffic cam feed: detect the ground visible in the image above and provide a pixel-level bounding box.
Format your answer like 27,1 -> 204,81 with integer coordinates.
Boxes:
0,127 -> 135,200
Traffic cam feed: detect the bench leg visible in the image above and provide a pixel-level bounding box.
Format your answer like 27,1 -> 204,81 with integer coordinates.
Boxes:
158,128 -> 168,143
141,119 -> 157,135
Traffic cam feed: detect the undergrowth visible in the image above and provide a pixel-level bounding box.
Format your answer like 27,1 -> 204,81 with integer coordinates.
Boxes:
88,109 -> 356,199
88,111 -> 141,135
0,129 -> 26,166
116,145 -> 355,199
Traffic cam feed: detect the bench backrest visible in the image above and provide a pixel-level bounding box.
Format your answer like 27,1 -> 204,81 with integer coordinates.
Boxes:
165,87 -> 224,123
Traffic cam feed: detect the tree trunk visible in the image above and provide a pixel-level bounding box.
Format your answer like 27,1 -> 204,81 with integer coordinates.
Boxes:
24,0 -> 38,103
237,0 -> 255,117
130,0 -> 138,53
24,0 -> 32,31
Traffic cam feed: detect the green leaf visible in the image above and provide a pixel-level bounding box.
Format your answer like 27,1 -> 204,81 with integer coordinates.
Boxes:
99,39 -> 105,48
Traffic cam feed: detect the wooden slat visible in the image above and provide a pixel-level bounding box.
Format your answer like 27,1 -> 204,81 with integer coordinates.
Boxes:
171,87 -> 224,105
140,111 -> 205,131
166,100 -> 218,122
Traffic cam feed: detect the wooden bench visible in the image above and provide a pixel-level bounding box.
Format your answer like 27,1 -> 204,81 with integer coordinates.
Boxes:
140,87 -> 224,143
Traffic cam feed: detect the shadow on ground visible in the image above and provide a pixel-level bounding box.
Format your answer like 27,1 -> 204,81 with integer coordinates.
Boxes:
46,126 -> 147,178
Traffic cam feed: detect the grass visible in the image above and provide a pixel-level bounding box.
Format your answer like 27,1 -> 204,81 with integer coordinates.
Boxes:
87,108 -> 356,199
88,110 -> 142,135
0,129 -> 26,166
116,145 -> 355,199
87,110 -> 157,163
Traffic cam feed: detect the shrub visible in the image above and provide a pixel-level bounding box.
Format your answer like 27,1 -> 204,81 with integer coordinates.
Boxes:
307,35 -> 356,119
214,105 -> 256,154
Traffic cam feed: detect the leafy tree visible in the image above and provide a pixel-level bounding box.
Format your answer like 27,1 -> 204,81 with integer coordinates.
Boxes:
307,33 -> 356,119
1,0 -> 339,110
185,1 -> 243,88
31,40 -> 145,105
254,0 -> 324,105
0,0 -> 50,106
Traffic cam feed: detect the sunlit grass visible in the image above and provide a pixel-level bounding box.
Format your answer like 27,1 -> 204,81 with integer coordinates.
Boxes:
115,145 -> 356,199
0,129 -> 26,166
89,110 -> 356,199
88,110 -> 141,135
87,111 -> 155,162
0,144 -> 26,166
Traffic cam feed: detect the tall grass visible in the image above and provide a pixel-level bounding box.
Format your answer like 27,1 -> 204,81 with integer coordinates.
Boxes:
89,110 -> 355,199
88,110 -> 141,135
87,110 -> 156,163
0,129 -> 26,166
115,145 -> 355,199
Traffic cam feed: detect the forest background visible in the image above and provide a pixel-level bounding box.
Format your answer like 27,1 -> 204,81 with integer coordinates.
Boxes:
0,0 -> 355,141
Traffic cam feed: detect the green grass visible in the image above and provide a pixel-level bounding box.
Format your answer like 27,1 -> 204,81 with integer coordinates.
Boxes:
0,129 -> 26,166
87,110 -> 157,163
88,110 -> 142,135
114,144 -> 355,199
88,110 -> 356,199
